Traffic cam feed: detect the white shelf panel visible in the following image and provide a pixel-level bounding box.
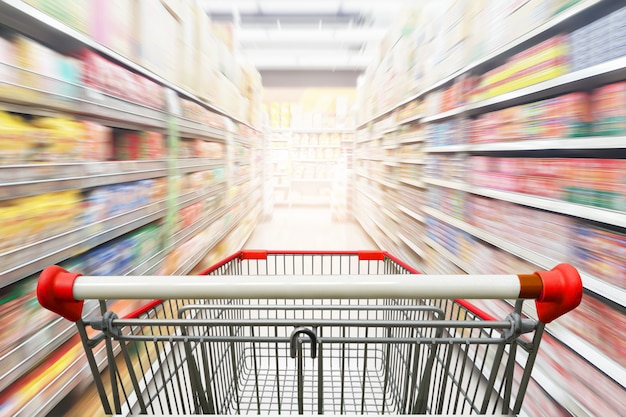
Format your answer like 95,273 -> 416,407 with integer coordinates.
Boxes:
397,204 -> 425,223
424,145 -> 469,153
425,136 -> 626,153
398,233 -> 425,258
396,113 -> 423,125
290,178 -> 334,183
421,106 -> 466,123
176,117 -> 228,141
423,177 -> 626,229
397,158 -> 426,165
398,177 -> 425,189
177,158 -> 225,174
272,128 -> 353,133
382,207 -> 401,224
423,206 -> 626,307
469,136 -> 626,151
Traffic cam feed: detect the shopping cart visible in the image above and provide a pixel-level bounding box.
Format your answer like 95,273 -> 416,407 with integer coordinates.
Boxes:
37,250 -> 582,415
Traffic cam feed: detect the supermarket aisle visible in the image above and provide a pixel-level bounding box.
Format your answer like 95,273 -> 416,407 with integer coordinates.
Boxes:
244,207 -> 378,251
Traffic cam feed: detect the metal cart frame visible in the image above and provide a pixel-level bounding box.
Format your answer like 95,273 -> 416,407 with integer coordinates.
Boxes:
38,250 -> 582,415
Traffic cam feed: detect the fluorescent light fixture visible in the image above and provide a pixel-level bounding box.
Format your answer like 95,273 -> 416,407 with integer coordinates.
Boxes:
258,0 -> 341,14
238,28 -> 387,43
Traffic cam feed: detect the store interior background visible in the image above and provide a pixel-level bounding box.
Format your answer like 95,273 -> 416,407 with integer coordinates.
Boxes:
0,0 -> 624,416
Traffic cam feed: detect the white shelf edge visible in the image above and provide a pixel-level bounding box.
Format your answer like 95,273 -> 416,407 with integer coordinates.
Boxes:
424,145 -> 469,153
398,177 -> 425,188
423,177 -> 626,229
397,204 -> 425,223
422,106 -> 467,123
423,206 -> 626,307
397,114 -> 424,125
397,158 -> 426,165
398,233 -> 425,258
469,136 -> 626,151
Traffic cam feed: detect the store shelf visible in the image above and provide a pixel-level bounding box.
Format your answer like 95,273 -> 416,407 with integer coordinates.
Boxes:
469,56 -> 626,116
177,158 -> 225,174
178,185 -> 223,210
356,0 -> 608,128
0,77 -> 169,132
290,178 -> 334,183
176,116 -> 228,141
398,177 -> 425,189
397,204 -> 425,223
423,177 -> 626,229
396,113 -> 423,125
355,184 -> 384,207
422,236 -> 474,273
422,136 -> 624,152
272,127 -> 353,133
421,106 -> 466,123
292,159 -> 339,162
423,144 -> 469,153
0,0 -> 256,130
397,134 -> 427,144
0,160 -> 168,201
379,178 -> 399,189
469,136 -> 626,152
1,199 -> 168,287
422,206 -> 626,307
382,207 -> 401,224
129,204 -> 228,276
398,233 -> 425,258
291,145 -> 341,149
397,157 -> 426,165
173,210 -> 242,276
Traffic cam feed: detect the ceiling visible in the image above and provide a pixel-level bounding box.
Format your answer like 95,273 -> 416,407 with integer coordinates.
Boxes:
199,0 -> 410,73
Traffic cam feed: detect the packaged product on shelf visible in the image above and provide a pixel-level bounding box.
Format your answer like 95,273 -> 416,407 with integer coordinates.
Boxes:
81,120 -> 113,161
0,36 -> 17,95
0,112 -> 31,164
1,190 -> 82,254
592,82 -> 626,135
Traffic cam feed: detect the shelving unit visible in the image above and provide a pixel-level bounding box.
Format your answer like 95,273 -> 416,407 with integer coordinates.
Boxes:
266,128 -> 353,211
354,1 -> 626,415
0,1 -> 263,415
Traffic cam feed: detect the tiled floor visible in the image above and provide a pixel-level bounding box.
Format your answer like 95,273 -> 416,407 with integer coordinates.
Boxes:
244,207 -> 378,251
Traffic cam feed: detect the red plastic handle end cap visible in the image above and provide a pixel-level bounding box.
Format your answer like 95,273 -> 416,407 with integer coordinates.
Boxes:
37,265 -> 84,322
535,263 -> 583,323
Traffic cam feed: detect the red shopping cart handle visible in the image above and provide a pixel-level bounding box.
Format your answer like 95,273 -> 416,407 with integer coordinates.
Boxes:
37,262 -> 582,324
